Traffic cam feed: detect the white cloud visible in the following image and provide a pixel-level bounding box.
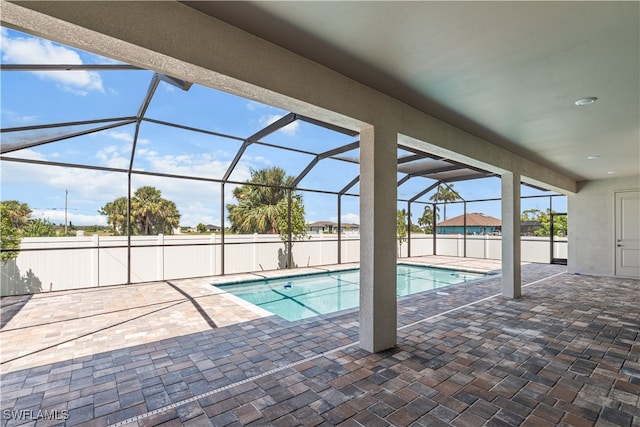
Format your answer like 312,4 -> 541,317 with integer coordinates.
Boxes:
246,100 -> 266,111
1,159 -> 126,202
89,55 -> 126,66
92,132 -> 155,168
240,155 -> 272,168
1,29 -> 104,95
96,145 -> 129,169
105,131 -> 150,145
136,148 -> 155,157
1,109 -> 39,125
8,149 -> 47,162
135,148 -> 251,182
106,131 -> 133,143
258,114 -> 299,136
16,115 -> 38,124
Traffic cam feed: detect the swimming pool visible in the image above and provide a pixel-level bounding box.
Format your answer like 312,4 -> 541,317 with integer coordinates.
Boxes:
215,264 -> 487,321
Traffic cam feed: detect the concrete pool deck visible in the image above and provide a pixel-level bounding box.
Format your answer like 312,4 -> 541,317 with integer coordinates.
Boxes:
1,256 -> 639,426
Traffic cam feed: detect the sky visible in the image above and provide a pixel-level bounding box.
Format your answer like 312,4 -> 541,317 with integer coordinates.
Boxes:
1,27 -> 566,229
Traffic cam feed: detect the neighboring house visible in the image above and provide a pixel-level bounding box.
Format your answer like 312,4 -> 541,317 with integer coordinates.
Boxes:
436,213 -> 501,235
307,221 -> 360,234
521,220 -> 542,235
307,221 -> 335,233
206,224 -> 221,232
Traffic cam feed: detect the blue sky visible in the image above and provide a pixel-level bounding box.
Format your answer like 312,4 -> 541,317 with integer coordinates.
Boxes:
1,27 -> 565,228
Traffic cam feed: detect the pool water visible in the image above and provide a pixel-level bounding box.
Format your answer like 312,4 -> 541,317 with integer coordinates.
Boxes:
215,264 -> 486,321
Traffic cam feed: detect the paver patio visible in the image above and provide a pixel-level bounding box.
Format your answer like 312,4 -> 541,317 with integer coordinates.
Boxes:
1,256 -> 638,426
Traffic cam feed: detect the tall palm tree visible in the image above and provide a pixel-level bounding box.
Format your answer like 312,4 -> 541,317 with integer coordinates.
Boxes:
98,187 -> 180,235
429,184 -> 461,222
227,167 -> 297,234
417,205 -> 439,233
136,187 -> 181,235
133,186 -> 164,235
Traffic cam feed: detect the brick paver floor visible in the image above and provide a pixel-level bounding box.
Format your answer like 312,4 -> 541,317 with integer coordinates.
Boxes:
1,256 -> 638,426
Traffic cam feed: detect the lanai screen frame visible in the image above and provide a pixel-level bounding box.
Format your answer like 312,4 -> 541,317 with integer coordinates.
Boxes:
1,60 -> 564,287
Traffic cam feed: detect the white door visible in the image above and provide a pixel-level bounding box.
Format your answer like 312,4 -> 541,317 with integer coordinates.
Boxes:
615,190 -> 640,277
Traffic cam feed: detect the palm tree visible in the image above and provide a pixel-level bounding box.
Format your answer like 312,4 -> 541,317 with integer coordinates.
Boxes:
133,187 -> 181,235
417,205 -> 439,233
429,184 -> 461,222
156,199 -> 181,234
227,167 -> 297,234
98,196 -> 129,235
133,186 -> 164,235
99,187 -> 180,235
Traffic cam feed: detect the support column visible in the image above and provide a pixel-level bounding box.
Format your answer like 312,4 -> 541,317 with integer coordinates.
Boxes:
501,172 -> 521,298
359,125 -> 397,352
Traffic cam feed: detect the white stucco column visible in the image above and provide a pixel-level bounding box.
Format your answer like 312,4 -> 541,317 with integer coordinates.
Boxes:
501,172 -> 521,298
359,125 -> 397,352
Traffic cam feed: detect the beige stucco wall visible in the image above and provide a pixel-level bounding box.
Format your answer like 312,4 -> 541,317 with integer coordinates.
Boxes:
568,175 -> 640,276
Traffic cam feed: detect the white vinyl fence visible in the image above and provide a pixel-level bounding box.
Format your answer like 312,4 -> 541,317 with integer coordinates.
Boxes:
402,234 -> 567,264
1,233 -> 566,296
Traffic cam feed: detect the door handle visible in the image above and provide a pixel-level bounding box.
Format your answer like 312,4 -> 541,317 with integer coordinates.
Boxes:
617,244 -> 624,247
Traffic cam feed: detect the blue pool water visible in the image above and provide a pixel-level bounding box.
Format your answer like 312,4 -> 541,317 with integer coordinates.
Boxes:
215,264 -> 486,321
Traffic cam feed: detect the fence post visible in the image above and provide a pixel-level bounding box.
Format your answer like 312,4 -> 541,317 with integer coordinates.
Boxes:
210,233 -> 216,276
157,233 -> 164,281
92,234 -> 100,287
407,202 -> 412,258
484,234 -> 490,259
343,234 -> 348,262
253,233 -> 258,271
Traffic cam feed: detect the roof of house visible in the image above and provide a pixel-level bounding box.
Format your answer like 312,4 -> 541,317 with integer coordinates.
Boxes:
521,221 -> 542,227
307,221 -> 359,228
308,221 -> 336,227
436,213 -> 501,227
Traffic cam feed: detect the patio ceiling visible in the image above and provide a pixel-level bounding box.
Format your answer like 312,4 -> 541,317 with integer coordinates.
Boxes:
184,1 -> 640,182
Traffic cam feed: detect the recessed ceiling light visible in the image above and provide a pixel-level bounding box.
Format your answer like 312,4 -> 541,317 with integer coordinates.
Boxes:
575,97 -> 598,106
587,155 -> 600,160
607,171 -> 617,174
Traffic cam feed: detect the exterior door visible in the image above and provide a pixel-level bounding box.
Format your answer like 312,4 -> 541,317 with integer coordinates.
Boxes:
550,212 -> 567,265
615,190 -> 640,277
